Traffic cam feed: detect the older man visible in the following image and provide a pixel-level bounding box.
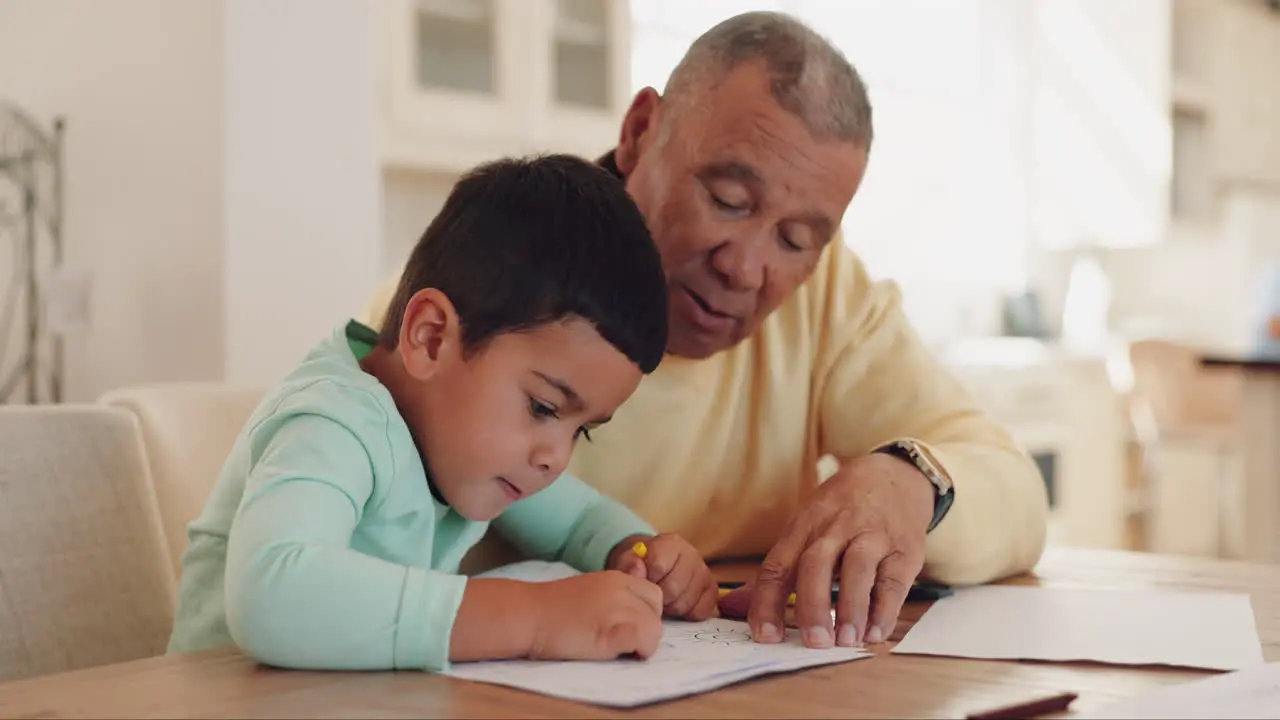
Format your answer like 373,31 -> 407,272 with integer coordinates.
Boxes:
364,12 -> 1047,650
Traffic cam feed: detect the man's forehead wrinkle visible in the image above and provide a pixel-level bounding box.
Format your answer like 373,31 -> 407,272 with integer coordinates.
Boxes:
725,113 -> 837,186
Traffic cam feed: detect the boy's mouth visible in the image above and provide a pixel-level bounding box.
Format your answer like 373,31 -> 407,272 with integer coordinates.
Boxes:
497,477 -> 524,500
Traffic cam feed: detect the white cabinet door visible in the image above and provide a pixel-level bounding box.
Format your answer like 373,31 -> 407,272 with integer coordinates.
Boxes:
544,0 -> 633,158
380,0 -> 631,172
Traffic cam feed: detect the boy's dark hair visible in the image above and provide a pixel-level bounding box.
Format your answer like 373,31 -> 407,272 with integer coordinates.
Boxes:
378,154 -> 668,374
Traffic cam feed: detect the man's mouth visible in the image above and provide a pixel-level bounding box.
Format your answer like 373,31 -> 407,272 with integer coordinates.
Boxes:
684,287 -> 736,320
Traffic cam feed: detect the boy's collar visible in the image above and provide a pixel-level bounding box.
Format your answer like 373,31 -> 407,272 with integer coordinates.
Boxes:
346,319 -> 452,508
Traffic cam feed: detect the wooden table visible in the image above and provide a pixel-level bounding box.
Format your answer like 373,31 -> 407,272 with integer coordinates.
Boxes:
1,547 -> 1276,719
1200,354 -> 1280,563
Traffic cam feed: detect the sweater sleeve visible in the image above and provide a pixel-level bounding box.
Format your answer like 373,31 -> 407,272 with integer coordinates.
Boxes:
813,243 -> 1049,586
492,472 -> 657,572
224,413 -> 464,672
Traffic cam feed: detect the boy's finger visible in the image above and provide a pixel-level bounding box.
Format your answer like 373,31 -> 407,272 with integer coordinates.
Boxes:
615,554 -> 648,579
666,567 -> 704,616
644,535 -> 679,583
657,555 -> 695,605
688,582 -> 720,621
626,576 -> 664,615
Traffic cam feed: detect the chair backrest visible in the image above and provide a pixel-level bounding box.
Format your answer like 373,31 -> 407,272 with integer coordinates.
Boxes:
0,405 -> 174,681
99,383 -> 264,578
1128,339 -> 1243,436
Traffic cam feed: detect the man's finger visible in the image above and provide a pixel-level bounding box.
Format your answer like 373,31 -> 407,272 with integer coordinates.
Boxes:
747,520 -> 803,638
834,533 -> 886,646
717,585 -> 752,618
866,552 -> 922,644
793,535 -> 845,647
748,520 -> 809,643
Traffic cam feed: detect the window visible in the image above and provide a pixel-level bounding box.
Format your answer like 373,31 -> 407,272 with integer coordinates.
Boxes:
1171,106 -> 1214,221
628,1 -> 1042,343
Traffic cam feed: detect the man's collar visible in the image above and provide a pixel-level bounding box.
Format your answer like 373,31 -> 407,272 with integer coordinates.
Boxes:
597,150 -> 622,179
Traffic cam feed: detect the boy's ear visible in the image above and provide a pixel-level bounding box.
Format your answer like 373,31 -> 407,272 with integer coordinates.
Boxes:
397,288 -> 461,380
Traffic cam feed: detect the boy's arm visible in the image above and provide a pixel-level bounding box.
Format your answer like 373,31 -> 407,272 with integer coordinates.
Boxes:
224,413 -> 536,671
491,473 -> 656,572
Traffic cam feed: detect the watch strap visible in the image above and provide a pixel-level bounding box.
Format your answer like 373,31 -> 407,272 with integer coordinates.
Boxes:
874,440 -> 954,533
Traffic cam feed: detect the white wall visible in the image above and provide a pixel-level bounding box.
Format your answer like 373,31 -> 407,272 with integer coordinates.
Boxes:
222,0 -> 382,387
0,0 -> 224,402
381,168 -> 456,277
1028,0 -> 1172,251
1033,0 -> 1280,352
631,0 -> 1175,346
0,0 -> 384,398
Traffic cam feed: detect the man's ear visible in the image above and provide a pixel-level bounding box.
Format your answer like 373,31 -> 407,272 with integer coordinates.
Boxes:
397,288 -> 461,380
615,87 -> 662,176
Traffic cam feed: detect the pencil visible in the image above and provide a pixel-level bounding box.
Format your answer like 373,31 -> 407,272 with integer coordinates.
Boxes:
964,692 -> 1077,720
716,581 -> 953,603
718,586 -> 799,605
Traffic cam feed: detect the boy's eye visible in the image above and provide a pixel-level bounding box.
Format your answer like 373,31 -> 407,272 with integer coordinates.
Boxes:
529,398 -> 558,420
575,427 -> 593,443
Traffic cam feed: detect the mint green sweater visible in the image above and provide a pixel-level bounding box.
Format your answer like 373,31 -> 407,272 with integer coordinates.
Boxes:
168,321 -> 655,672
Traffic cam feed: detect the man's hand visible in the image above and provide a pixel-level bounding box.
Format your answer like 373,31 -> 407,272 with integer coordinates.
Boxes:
740,453 -> 935,648
609,533 -> 719,620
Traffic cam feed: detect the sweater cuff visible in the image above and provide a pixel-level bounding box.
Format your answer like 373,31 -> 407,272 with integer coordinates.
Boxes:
563,501 -> 657,572
394,567 -> 467,672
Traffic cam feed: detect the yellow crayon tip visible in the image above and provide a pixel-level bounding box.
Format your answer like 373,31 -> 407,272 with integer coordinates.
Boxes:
632,541 -> 648,559
787,592 -> 797,606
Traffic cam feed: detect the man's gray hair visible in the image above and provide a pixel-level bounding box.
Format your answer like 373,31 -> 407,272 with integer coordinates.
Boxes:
663,11 -> 873,147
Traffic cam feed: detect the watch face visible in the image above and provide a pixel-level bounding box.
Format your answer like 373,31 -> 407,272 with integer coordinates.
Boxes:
906,442 -> 952,493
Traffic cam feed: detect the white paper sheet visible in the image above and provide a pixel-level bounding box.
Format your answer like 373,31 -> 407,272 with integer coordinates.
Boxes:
892,585 -> 1263,671
1084,662 -> 1280,719
445,561 -> 872,707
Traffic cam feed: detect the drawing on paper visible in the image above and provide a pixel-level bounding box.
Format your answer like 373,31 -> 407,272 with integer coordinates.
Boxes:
456,561 -> 874,708
673,621 -> 755,647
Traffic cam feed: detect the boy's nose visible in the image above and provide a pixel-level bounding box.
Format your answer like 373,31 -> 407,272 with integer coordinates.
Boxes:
529,436 -> 570,478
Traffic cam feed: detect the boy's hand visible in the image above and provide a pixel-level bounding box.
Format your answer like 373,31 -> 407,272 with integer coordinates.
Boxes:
610,533 -> 719,620
526,571 -> 664,661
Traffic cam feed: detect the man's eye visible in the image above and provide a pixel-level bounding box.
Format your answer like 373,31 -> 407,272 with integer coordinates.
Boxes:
712,195 -> 743,211
780,234 -> 804,251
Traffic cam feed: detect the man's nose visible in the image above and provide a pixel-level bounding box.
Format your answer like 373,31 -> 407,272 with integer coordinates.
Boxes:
709,233 -> 767,293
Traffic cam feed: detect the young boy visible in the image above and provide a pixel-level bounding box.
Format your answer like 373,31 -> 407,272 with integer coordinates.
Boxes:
168,155 -> 719,672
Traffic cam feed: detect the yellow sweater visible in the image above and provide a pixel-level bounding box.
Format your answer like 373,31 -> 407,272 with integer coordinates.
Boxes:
362,240 -> 1048,586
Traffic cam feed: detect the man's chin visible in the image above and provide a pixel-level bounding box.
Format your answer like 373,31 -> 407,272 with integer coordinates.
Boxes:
666,327 -> 739,360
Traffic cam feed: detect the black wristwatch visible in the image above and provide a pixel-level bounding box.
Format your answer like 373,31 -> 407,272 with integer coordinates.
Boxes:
874,439 -> 955,533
